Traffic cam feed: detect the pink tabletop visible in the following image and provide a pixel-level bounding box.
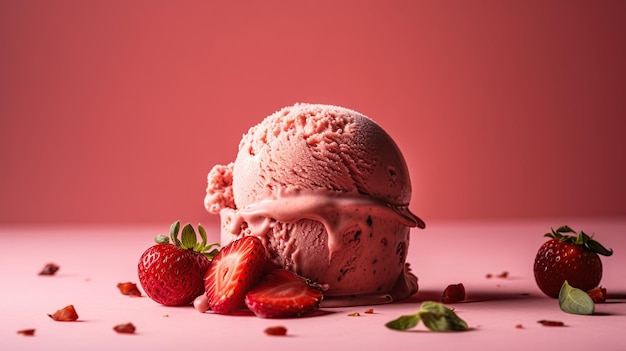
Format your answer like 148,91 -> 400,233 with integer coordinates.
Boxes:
2,218 -> 625,351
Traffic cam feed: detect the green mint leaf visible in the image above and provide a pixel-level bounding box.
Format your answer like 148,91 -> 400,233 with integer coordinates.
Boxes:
385,314 -> 421,331
418,301 -> 468,332
180,224 -> 198,249
559,280 -> 595,315
385,301 -> 468,332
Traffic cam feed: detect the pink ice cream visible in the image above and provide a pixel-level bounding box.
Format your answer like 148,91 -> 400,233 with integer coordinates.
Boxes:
205,103 -> 425,306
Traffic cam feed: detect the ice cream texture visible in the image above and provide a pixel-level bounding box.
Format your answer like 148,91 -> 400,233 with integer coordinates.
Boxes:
205,103 -> 425,305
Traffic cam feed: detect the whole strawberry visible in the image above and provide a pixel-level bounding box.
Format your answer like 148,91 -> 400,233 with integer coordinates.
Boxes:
533,225 -> 613,298
138,221 -> 219,306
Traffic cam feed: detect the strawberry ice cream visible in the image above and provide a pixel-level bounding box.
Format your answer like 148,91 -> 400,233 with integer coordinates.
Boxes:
205,103 -> 425,306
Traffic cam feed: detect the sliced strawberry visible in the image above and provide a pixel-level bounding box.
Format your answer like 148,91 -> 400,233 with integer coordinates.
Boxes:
204,236 -> 266,314
245,269 -> 323,318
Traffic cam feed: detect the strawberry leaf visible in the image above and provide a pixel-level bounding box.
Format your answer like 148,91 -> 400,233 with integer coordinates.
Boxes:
587,238 -> 613,256
559,280 -> 595,315
198,224 -> 208,246
170,221 -> 182,246
180,224 -> 198,249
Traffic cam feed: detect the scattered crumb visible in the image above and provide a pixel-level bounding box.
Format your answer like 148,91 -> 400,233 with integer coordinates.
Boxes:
537,320 -> 565,327
515,324 -> 524,329
48,305 -> 79,321
117,282 -> 142,297
264,326 -> 287,336
587,286 -> 607,303
486,271 -> 509,279
347,312 -> 360,317
364,308 -> 374,314
39,263 -> 60,276
496,271 -> 509,279
17,329 -> 36,336
113,323 -> 136,334
162,314 -> 170,317
442,283 -> 465,303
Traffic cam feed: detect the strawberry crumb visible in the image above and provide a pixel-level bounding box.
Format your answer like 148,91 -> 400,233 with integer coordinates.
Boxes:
496,271 -> 509,278
113,323 -> 136,334
39,263 -> 60,276
117,282 -> 142,297
587,286 -> 607,303
485,273 -> 493,279
17,329 -> 36,336
264,326 -> 287,336
537,320 -> 565,327
442,283 -> 465,303
515,324 -> 524,329
364,308 -> 374,314
48,305 -> 79,321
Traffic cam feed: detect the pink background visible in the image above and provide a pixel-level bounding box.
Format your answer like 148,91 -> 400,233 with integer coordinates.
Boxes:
2,0 -> 625,225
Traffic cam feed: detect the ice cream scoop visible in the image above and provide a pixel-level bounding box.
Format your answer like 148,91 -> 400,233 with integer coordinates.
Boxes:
205,103 -> 424,306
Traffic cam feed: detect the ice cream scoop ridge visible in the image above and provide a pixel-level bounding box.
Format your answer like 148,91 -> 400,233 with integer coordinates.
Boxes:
205,103 -> 425,306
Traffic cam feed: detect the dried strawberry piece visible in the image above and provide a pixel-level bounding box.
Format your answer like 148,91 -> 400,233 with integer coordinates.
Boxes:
117,282 -> 142,297
364,308 -> 374,314
587,286 -> 607,303
537,320 -> 565,327
113,323 -> 136,334
264,326 -> 287,336
17,329 -> 36,336
442,283 -> 465,303
39,263 -> 60,276
48,305 -> 79,321
496,271 -> 509,278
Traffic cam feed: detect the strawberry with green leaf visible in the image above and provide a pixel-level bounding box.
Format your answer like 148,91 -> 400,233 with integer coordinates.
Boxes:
138,221 -> 219,306
533,225 -> 613,298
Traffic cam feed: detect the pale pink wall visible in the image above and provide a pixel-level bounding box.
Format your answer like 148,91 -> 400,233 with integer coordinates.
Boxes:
1,0 -> 625,224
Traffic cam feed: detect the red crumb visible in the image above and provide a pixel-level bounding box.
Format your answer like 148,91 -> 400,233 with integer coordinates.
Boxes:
587,286 -> 607,303
264,326 -> 287,336
48,305 -> 79,321
537,320 -> 565,327
17,329 -> 36,336
496,271 -> 509,278
515,324 -> 524,329
39,263 -> 60,276
347,312 -> 360,316
364,308 -> 374,314
117,282 -> 142,297
442,283 -> 465,303
485,273 -> 493,279
113,323 -> 136,334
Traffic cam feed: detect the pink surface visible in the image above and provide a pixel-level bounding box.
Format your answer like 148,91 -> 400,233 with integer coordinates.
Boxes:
2,219 -> 625,350
2,1 -> 626,224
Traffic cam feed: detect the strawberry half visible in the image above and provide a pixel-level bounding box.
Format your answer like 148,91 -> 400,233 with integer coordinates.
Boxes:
204,236 -> 266,314
245,269 -> 324,318
533,225 -> 613,298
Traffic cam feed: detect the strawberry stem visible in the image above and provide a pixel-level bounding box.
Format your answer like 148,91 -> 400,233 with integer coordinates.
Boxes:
545,226 -> 613,256
153,220 -> 221,259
